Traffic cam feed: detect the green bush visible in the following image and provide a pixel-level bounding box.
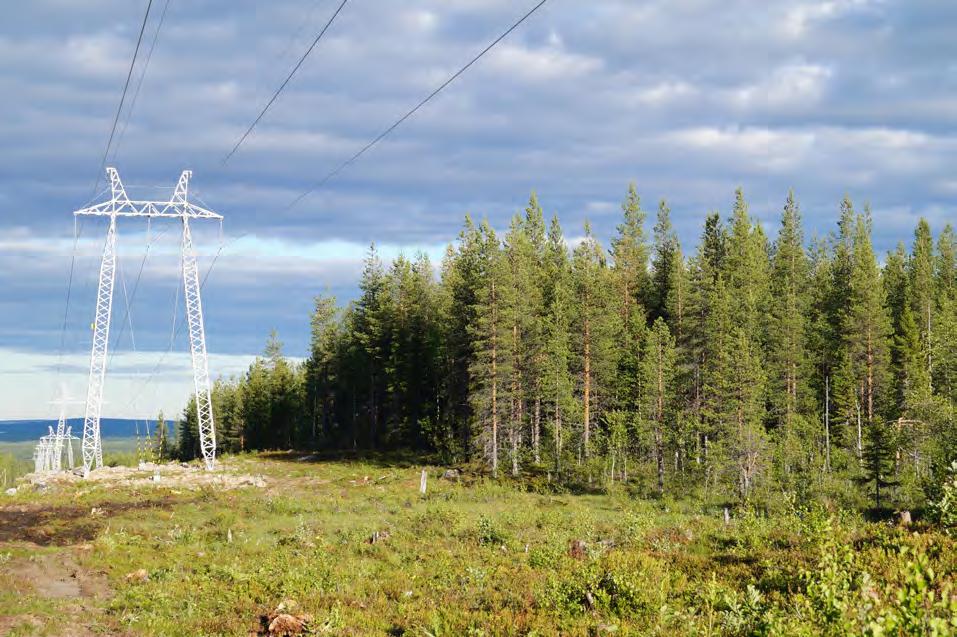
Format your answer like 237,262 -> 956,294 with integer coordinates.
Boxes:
929,460 -> 957,535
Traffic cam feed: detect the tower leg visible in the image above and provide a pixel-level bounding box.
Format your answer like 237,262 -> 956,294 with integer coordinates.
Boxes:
82,216 -> 117,474
181,218 -> 217,470
53,408 -> 66,472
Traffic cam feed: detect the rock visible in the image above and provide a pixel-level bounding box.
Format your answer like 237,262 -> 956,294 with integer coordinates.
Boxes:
4,488 -> 15,496
125,569 -> 149,584
441,469 -> 460,481
268,614 -> 307,636
262,600 -> 311,636
368,530 -> 391,544
899,510 -> 912,526
569,539 -> 587,560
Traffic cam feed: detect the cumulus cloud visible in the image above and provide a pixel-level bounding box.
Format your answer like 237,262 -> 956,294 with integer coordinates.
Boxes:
1,0 -> 955,418
730,63 -> 833,111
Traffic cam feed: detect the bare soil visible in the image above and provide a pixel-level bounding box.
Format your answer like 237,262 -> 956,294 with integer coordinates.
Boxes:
0,495 -> 188,546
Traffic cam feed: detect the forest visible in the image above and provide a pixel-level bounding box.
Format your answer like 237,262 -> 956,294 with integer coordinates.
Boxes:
172,186 -> 957,513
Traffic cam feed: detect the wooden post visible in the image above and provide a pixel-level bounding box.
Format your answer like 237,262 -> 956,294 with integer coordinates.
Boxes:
419,469 -> 427,495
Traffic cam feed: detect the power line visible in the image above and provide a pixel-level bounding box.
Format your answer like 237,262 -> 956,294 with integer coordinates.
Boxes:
221,0 -> 350,165
127,235 -> 239,411
93,0 -> 155,195
284,0 -> 551,212
111,0 -> 173,164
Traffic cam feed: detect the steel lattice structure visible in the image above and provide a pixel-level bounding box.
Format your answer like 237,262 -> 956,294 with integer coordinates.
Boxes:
76,168 -> 222,473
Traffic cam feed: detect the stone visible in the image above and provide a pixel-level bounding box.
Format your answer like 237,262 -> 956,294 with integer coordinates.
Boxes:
125,569 -> 149,584
569,539 -> 587,559
441,469 -> 460,481
4,488 -> 15,496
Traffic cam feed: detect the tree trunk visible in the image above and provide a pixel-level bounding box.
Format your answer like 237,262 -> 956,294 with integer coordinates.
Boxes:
533,394 -> 541,464
583,319 -> 591,458
656,343 -> 665,495
491,282 -> 499,478
824,374 -> 831,473
554,401 -> 563,476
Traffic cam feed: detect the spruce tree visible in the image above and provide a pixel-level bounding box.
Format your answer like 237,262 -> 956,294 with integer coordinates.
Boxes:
935,225 -> 957,402
439,217 -> 485,458
840,206 -> 892,464
354,244 -> 390,448
306,294 -> 340,446
910,219 -> 935,391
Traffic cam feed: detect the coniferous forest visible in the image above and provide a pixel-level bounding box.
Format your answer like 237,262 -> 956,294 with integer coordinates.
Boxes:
176,186 -> 957,512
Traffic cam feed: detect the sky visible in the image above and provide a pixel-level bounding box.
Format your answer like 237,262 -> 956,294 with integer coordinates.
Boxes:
1,0 -> 956,420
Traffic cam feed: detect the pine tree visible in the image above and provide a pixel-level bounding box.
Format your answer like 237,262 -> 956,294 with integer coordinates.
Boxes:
153,411 -> 170,461
523,194 -> 549,465
571,222 -> 620,461
728,325 -> 768,499
469,221 -> 514,476
610,184 -> 650,476
725,188 -> 771,340
503,212 -> 540,476
641,318 -> 677,494
768,190 -> 811,477
610,183 -> 649,321
542,215 -> 576,474
806,236 -> 837,470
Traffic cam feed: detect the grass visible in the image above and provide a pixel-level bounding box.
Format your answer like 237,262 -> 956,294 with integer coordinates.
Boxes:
0,453 -> 954,636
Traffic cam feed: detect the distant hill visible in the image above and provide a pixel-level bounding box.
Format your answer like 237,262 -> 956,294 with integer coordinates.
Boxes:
0,418 -> 159,442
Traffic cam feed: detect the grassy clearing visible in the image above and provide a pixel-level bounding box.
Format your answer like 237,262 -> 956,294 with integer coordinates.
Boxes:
0,453 -> 954,636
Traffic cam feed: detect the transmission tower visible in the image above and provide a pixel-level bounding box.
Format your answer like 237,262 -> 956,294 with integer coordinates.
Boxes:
76,168 -> 222,473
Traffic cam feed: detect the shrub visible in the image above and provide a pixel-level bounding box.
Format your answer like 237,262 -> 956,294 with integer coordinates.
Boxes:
929,460 -> 957,535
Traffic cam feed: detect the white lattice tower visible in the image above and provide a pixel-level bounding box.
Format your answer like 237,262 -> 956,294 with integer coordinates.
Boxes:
81,207 -> 118,473
179,180 -> 217,470
52,408 -> 66,472
75,168 -> 223,474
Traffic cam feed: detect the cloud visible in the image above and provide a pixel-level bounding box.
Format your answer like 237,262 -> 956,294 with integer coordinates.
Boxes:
731,63 -> 833,110
486,42 -> 603,82
1,0 -> 956,422
782,0 -> 881,38
0,348 -> 263,420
